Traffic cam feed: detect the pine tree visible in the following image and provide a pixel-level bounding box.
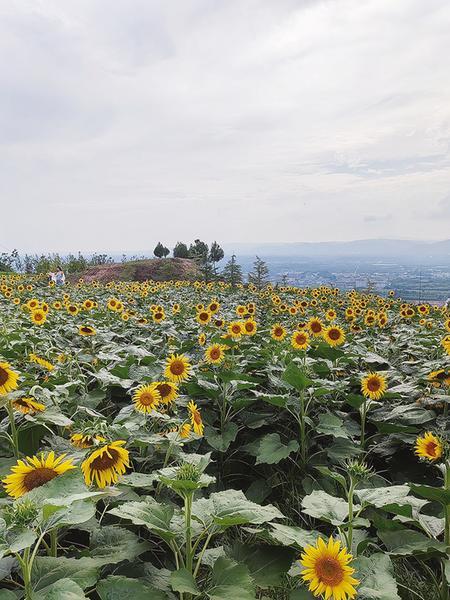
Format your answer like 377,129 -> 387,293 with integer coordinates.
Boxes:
154,242 -> 165,258
222,254 -> 243,288
209,241 -> 224,277
248,256 -> 269,289
173,242 -> 189,258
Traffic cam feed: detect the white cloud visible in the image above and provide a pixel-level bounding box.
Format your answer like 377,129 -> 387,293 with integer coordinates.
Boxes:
1,0 -> 450,252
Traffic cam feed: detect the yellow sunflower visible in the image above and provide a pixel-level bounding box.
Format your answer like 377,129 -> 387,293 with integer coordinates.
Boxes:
323,326 -> 346,347
196,310 -> 211,325
271,324 -> 287,341
81,440 -> 129,488
155,381 -> 179,405
187,400 -> 204,436
205,343 -> 227,365
29,353 -> 54,372
228,321 -> 244,339
165,354 -> 192,383
79,325 -> 96,336
31,309 -> 47,325
70,433 -> 106,449
243,319 -> 257,336
300,536 -> 359,600
361,372 -> 387,400
308,318 -> 324,337
415,432 -> 443,462
132,383 -> 161,413
3,452 -> 76,498
0,362 -> 19,396
12,397 -> 45,414
291,330 -> 310,351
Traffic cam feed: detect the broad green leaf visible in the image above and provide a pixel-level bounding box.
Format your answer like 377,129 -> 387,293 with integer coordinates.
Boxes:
205,422 -> 238,452
32,556 -> 100,590
89,526 -> 150,563
354,553 -> 400,600
97,576 -> 168,600
378,529 -> 448,556
301,491 -> 356,526
316,413 -> 349,439
34,578 -> 87,599
268,523 -> 320,549
170,568 -> 200,594
230,543 -> 296,587
409,484 -> 450,505
108,497 -> 176,542
283,363 -> 311,392
252,433 -> 299,465
207,557 -> 255,600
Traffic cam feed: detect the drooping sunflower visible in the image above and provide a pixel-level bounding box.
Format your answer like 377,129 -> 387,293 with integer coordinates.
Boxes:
79,325 -> 96,336
428,369 -> 450,388
415,432 -> 443,462
133,383 -> 161,413
291,330 -> 310,351
29,353 -> 54,372
300,536 -> 359,600
187,400 -> 204,436
3,452 -> 76,498
271,324 -> 287,341
165,354 -> 192,383
323,326 -> 346,347
205,343 -> 227,365
361,372 -> 387,400
0,362 -> 19,396
12,397 -> 45,415
70,433 -> 106,449
31,309 -> 47,326
81,440 -> 129,488
155,381 -> 179,405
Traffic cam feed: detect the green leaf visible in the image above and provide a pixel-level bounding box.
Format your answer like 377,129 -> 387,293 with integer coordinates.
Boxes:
289,590 -> 315,600
378,529 -> 448,556
108,497 -> 176,542
316,413 -> 349,439
193,489 -> 283,528
409,484 -> 450,505
34,578 -> 88,600
205,422 -> 238,452
170,568 -> 200,594
32,556 -> 100,590
230,543 -> 296,587
354,553 -> 400,600
253,433 -> 299,465
282,363 -> 311,392
207,557 -> 255,600
89,526 -> 150,563
0,591 -> 17,600
301,491 -> 356,526
267,523 -> 320,549
97,576 -> 168,600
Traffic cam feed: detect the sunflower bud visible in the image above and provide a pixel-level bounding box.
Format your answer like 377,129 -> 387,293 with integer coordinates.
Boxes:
4,499 -> 39,528
176,463 -> 201,483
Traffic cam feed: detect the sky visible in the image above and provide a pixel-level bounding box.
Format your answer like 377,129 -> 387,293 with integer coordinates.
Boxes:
1,0 -> 450,253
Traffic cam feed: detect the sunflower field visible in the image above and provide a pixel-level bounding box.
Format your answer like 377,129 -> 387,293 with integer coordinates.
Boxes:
0,273 -> 450,600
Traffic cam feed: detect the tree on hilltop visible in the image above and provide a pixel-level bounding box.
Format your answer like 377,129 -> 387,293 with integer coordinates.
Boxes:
248,256 -> 269,289
222,254 -> 242,288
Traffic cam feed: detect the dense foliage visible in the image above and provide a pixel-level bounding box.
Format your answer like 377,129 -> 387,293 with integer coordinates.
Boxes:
0,273 -> 449,600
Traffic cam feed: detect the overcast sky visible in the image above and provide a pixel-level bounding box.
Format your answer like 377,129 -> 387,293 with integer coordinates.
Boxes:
1,0 -> 450,253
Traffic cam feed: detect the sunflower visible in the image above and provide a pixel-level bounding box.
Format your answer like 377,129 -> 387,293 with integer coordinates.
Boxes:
31,309 -> 47,325
81,440 -> 129,488
323,326 -> 346,347
196,310 -> 211,325
133,383 -> 161,413
70,433 -> 106,449
428,370 -> 450,388
154,381 -> 178,405
12,397 -> 45,414
187,400 -> 204,436
300,536 -> 359,600
415,432 -> 443,462
243,319 -> 257,336
308,318 -> 324,337
3,452 -> 76,498
325,309 -> 337,322
152,310 -> 165,323
271,324 -> 287,341
198,333 -> 206,346
361,372 -> 387,400
291,330 -> 310,351
0,362 -> 19,396
29,353 -> 54,372
205,343 -> 226,365
228,321 -> 244,339
79,325 -> 96,336
165,354 -> 192,383
67,304 -> 79,316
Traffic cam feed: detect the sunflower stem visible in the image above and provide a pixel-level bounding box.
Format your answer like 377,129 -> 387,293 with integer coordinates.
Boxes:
6,399 -> 19,458
442,462 -> 450,600
49,529 -> 58,557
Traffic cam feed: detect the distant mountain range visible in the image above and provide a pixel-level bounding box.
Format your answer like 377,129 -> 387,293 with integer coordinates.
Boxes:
223,239 -> 450,260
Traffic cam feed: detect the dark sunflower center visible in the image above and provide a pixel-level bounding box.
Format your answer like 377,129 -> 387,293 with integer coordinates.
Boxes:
170,361 -> 185,376
35,313 -> 43,321
274,327 -> 283,336
296,335 -> 307,344
0,367 -> 8,386
367,378 -> 381,391
199,313 -> 208,321
139,392 -> 156,406
328,329 -> 340,340
425,441 -> 438,457
14,399 -> 30,407
210,348 -> 221,359
157,383 -> 172,398
24,467 -> 58,491
90,448 -> 119,470
81,327 -> 92,333
311,322 -> 321,333
192,410 -> 201,425
315,556 -> 344,586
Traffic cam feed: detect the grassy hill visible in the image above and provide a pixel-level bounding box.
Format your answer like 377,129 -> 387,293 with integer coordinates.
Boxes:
72,258 -> 200,283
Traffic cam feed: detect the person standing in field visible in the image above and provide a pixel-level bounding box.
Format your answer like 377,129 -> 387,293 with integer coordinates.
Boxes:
55,266 -> 65,286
